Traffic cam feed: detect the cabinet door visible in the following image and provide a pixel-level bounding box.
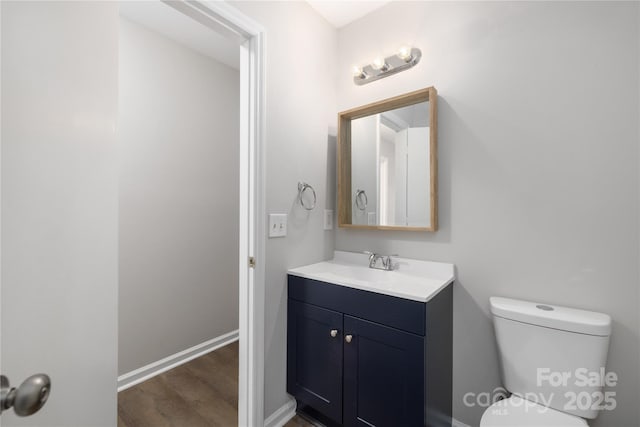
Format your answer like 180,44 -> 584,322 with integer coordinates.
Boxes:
343,316 -> 425,427
287,300 -> 344,424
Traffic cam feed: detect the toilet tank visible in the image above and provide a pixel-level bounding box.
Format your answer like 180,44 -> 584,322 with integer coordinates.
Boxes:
490,297 -> 611,419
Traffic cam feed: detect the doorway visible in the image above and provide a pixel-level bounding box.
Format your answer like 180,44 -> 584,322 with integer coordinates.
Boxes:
115,1 -> 265,425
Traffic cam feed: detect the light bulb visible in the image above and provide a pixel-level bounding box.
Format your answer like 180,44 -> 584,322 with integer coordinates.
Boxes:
352,66 -> 364,78
372,57 -> 387,71
398,46 -> 413,61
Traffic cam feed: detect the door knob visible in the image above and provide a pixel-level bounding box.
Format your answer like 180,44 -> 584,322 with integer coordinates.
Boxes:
1,374 -> 51,416
345,334 -> 353,343
330,329 -> 338,338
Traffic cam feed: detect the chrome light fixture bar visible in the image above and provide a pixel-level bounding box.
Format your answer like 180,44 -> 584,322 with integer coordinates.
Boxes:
353,47 -> 422,86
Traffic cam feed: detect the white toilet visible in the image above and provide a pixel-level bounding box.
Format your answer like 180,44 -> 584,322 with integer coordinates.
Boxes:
480,297 -> 612,426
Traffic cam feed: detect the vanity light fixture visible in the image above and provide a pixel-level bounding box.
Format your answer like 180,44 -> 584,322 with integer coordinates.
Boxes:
353,46 -> 422,86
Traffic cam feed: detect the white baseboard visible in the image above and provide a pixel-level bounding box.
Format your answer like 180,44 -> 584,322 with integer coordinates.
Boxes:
452,418 -> 473,427
117,329 -> 239,392
264,396 -> 297,427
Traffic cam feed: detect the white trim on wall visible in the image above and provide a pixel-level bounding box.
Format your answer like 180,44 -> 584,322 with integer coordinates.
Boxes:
117,330 -> 239,392
161,1 -> 266,425
452,418 -> 473,427
264,396 -> 297,427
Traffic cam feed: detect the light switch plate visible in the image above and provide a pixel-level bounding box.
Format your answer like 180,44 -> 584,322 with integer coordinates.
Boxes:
268,213 -> 287,238
324,209 -> 334,230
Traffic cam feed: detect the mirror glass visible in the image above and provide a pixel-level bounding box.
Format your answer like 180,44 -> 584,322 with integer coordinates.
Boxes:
338,87 -> 437,231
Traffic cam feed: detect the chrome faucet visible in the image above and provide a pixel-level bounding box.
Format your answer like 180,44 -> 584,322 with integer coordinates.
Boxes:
364,251 -> 397,271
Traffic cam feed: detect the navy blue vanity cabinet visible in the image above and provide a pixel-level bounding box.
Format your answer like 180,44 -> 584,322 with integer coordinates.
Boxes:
287,275 -> 453,427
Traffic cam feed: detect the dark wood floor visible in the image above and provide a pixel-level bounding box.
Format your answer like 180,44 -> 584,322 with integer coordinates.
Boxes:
118,341 -> 314,427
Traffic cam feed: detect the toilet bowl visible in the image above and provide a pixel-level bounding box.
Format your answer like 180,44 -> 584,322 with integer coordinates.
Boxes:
480,395 -> 588,427
480,297 -> 611,427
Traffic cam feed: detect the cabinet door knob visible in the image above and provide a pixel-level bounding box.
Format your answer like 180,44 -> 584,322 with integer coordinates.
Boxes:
345,334 -> 353,343
330,329 -> 338,338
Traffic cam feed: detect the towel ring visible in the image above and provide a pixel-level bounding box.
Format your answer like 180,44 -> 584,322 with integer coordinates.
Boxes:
355,189 -> 368,211
298,182 -> 316,211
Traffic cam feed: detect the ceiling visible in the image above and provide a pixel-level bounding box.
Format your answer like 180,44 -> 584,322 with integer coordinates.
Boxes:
119,1 -> 239,70
306,1 -> 392,28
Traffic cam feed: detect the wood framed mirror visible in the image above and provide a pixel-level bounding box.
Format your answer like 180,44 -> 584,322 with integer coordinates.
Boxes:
338,87 -> 437,231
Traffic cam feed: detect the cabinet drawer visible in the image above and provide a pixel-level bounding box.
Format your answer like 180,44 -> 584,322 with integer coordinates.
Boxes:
288,275 -> 426,336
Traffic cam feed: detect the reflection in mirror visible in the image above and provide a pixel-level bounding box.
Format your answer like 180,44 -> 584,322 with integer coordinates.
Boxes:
351,101 -> 430,227
338,87 -> 437,231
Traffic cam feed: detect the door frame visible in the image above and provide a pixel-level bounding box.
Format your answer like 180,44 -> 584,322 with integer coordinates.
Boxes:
162,1 -> 266,425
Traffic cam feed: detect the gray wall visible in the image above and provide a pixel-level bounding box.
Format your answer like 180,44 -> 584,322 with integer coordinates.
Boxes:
336,2 -> 639,426
118,18 -> 239,374
229,1 -> 338,418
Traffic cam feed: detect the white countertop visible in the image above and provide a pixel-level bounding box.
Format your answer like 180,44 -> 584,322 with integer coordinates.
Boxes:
287,251 -> 455,302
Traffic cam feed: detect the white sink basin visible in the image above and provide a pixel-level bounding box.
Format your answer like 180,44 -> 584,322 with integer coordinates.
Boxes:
288,251 -> 455,302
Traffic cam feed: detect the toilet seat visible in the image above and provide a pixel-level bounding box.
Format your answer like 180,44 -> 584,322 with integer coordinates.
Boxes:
480,396 -> 588,426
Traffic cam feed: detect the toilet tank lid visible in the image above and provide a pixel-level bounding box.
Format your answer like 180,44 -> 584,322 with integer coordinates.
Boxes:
490,297 -> 611,336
